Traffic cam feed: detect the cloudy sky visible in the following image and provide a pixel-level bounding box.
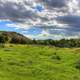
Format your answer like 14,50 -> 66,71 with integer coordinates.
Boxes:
0,0 -> 80,40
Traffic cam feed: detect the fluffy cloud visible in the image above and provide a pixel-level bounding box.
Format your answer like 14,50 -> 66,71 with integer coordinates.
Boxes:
0,0 -> 37,22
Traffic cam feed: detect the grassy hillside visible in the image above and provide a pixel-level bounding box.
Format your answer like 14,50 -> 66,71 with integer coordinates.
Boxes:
0,31 -> 31,44
0,44 -> 80,80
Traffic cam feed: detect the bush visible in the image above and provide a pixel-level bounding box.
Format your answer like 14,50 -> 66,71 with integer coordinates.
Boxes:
51,55 -> 61,60
0,44 -> 5,48
75,59 -> 80,69
0,35 -> 6,43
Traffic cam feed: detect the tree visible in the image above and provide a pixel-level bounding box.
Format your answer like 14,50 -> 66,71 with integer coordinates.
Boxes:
0,35 -> 7,43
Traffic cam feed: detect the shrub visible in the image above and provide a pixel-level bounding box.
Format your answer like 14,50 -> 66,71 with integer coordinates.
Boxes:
0,44 -> 5,48
0,35 -> 6,43
75,59 -> 80,69
51,55 -> 61,60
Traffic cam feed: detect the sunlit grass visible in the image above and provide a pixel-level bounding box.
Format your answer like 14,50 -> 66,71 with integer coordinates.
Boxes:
0,44 -> 80,80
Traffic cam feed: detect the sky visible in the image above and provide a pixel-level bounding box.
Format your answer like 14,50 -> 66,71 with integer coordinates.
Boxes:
0,0 -> 80,40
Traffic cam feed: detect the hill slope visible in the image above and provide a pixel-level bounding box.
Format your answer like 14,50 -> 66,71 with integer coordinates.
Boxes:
0,31 -> 31,44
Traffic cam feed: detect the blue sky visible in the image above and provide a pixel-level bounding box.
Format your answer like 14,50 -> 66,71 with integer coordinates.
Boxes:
0,21 -> 43,39
0,21 -> 15,31
0,0 -> 80,40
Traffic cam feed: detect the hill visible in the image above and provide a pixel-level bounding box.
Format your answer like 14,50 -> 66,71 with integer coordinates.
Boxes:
0,31 -> 32,44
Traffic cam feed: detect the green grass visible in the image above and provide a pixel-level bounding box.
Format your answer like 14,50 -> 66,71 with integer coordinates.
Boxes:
0,44 -> 80,80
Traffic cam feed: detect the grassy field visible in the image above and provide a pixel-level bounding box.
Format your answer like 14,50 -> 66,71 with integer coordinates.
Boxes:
0,44 -> 80,80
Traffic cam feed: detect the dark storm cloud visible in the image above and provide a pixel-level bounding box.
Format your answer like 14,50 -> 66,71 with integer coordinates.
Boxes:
42,0 -> 67,8
50,15 -> 80,37
48,27 -> 80,37
0,1 -> 37,23
56,15 -> 80,28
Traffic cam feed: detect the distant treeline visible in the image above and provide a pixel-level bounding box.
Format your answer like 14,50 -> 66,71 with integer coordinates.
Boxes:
32,39 -> 80,47
0,31 -> 80,47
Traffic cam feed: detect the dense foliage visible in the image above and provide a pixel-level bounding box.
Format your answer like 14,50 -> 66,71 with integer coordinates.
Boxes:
33,39 -> 80,47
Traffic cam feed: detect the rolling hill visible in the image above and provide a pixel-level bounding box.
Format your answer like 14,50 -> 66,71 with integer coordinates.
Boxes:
0,31 -> 32,44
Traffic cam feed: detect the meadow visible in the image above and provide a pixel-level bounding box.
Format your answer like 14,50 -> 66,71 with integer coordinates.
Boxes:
0,44 -> 80,80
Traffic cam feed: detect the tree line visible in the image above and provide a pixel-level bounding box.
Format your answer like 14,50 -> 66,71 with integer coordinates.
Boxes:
32,39 -> 80,47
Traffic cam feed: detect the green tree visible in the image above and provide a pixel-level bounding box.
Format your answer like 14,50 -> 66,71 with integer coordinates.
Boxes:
0,35 -> 7,43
